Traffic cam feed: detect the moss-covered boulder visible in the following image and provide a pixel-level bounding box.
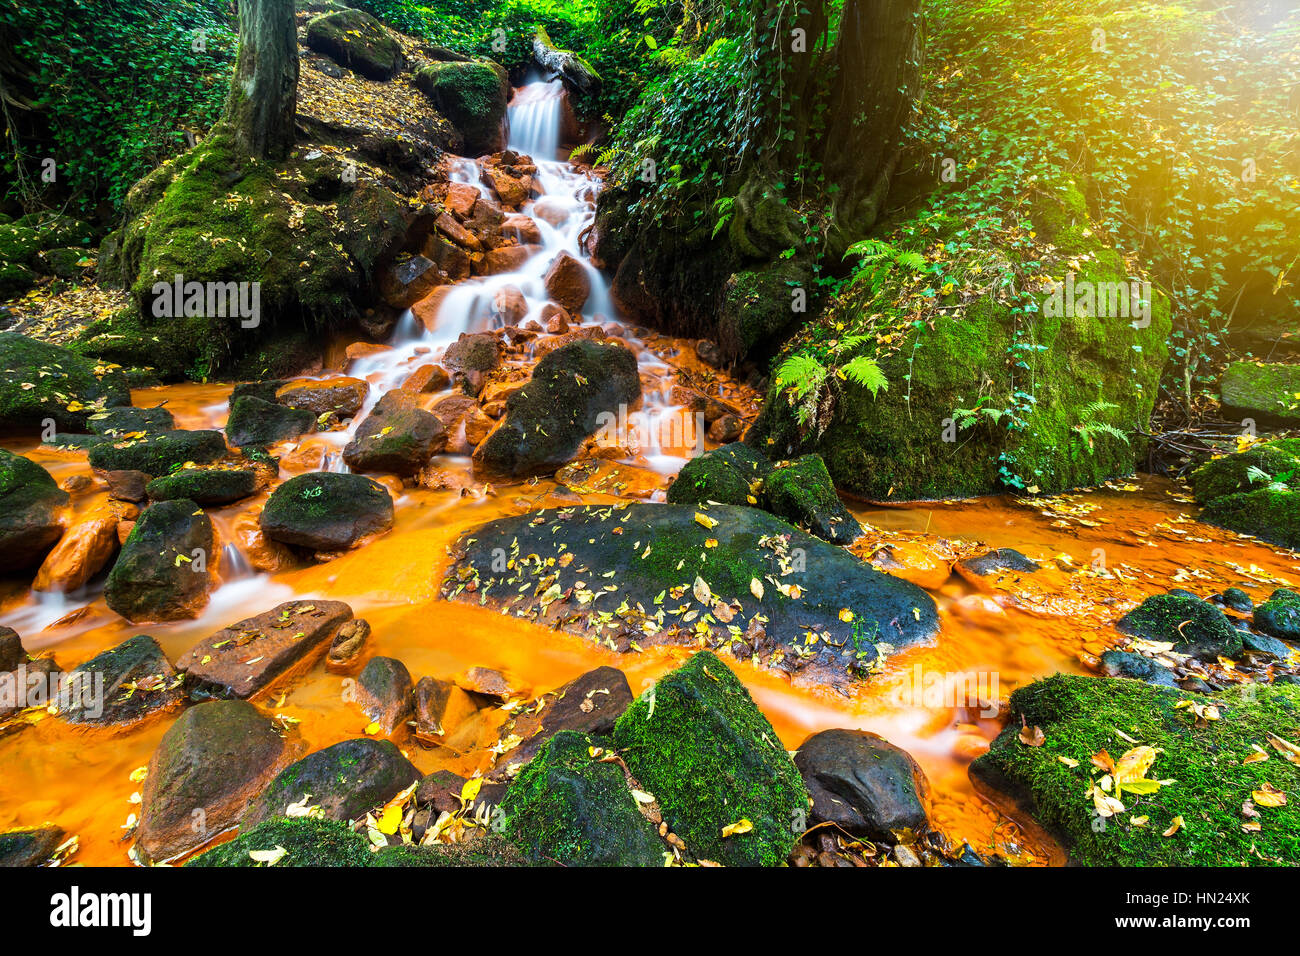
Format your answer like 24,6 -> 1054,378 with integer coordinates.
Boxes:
0,332 -> 131,432
667,442 -> 771,507
188,815 -> 527,867
304,8 -> 403,81
86,130 -> 361,380
225,395 -> 315,448
1191,438 -> 1300,503
473,339 -> 641,480
0,261 -> 36,298
443,503 -> 938,677
500,730 -> 663,866
970,675 -> 1300,866
146,467 -> 258,505
0,449 -> 68,572
343,391 -> 446,476
668,446 -> 861,543
1254,589 -> 1300,643
88,429 -> 228,478
1219,362 -> 1300,426
1202,487 -> 1300,551
86,405 -> 175,437
748,181 -> 1172,500
1115,592 -> 1243,662
242,738 -> 420,829
104,498 -> 214,622
413,61 -> 508,155
613,652 -> 808,866
260,472 -> 394,551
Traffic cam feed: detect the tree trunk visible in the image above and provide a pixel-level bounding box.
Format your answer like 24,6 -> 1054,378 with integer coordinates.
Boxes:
819,0 -> 924,249
223,0 -> 298,160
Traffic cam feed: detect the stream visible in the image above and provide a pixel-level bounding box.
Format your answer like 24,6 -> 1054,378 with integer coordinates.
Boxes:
3,81 -> 1298,867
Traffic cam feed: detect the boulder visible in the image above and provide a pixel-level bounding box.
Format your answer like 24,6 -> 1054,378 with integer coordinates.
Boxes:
104,499 -> 214,622
177,600 -> 354,700
33,512 -> 118,593
0,826 -> 66,867
542,251 -> 591,313
0,450 -> 68,572
356,656 -> 414,735
275,378 -> 369,418
0,627 -> 24,672
490,666 -> 633,778
137,699 -> 288,863
60,634 -> 184,727
146,467 -> 259,505
1254,589 -> 1300,643
762,455 -> 863,544
260,472 -> 394,551
1219,362 -> 1300,426
794,729 -> 931,841
86,405 -> 175,436
380,254 -> 443,309
242,738 -> 420,828
413,61 -> 508,155
414,676 -> 480,740
472,339 -> 640,479
441,331 -> 502,396
957,548 -> 1042,577
613,652 -> 808,866
88,429 -> 227,477
1202,487 -> 1300,551
1116,593 -> 1244,662
0,332 -> 130,432
492,284 -> 528,326
225,395 -> 314,448
343,391 -> 446,477
304,8 -> 403,80
443,503 -> 938,675
1098,650 -> 1179,688
667,442 -> 770,507
970,675 -> 1300,866
500,730 -> 663,866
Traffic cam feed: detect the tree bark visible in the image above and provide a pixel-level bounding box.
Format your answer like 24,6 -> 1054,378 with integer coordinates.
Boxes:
223,0 -> 298,160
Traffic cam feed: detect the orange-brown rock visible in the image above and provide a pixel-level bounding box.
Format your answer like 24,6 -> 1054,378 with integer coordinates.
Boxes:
476,243 -> 539,276
436,211 -> 482,251
492,284 -> 528,325
34,512 -> 118,593
345,342 -> 391,361
276,377 -> 369,418
868,542 -> 952,591
401,363 -> 451,394
412,286 -> 454,333
543,250 -> 591,313
444,182 -> 480,219
501,214 -> 541,245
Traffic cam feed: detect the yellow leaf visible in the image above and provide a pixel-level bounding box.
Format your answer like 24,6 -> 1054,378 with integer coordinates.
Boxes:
750,578 -> 764,600
694,512 -> 717,530
248,846 -> 287,866
721,819 -> 753,837
1162,815 -> 1184,837
1253,783 -> 1287,808
839,608 -> 854,623
460,777 -> 483,804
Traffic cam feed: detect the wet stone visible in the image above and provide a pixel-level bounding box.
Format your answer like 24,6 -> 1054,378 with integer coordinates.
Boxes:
60,634 -> 184,727
177,600 -> 354,700
356,656 -> 415,735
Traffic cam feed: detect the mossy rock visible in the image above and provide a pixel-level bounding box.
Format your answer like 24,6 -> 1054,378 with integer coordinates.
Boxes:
187,816 -> 376,867
107,131 -> 359,380
372,834 -> 529,867
1219,362 -> 1300,426
304,8 -> 403,81
104,498 -> 214,622
242,738 -> 420,829
0,261 -> 36,299
86,405 -> 175,437
1202,487 -> 1300,551
763,454 -> 863,544
0,213 -> 91,268
88,429 -> 227,477
1254,589 -> 1300,643
500,729 -> 664,866
613,651 -> 808,866
749,180 -> 1172,500
0,222 -> 41,265
667,442 -> 771,507
225,395 -> 315,448
260,472 -> 394,551
1191,438 -> 1300,503
414,61 -> 508,156
0,449 -> 69,572
39,247 -> 91,279
146,467 -> 258,505
473,339 -> 641,479
443,503 -> 939,675
971,674 -> 1300,866
0,332 -> 131,432
716,260 -> 811,359
1115,593 -> 1243,661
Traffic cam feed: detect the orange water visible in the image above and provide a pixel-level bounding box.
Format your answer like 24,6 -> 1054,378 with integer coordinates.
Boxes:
5,380 -> 1298,868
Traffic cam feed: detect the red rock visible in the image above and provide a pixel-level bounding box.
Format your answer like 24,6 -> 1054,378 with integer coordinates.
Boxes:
476,243 -> 539,276
346,342 -> 391,361
412,286 -> 454,333
543,250 -> 591,313
276,377 -> 369,418
436,211 -> 482,251
501,214 -> 541,245
401,363 -> 451,394
445,182 -> 480,219
414,676 -> 480,740
492,284 -> 528,326
34,512 -> 118,593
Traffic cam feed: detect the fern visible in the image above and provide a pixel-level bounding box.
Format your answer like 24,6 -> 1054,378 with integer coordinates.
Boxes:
838,356 -> 889,396
1073,401 -> 1130,452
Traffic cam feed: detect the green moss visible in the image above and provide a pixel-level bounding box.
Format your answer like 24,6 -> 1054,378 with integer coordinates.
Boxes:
762,454 -> 862,543
666,442 -> 770,507
1116,593 -> 1243,661
612,651 -> 808,866
500,730 -> 663,866
146,467 -> 257,505
413,61 -> 507,154
1202,487 -> 1300,551
304,8 -> 403,80
1255,589 -> 1300,642
973,675 -> 1300,866
1219,362 -> 1300,424
87,429 -> 227,476
0,332 -> 131,431
187,817 -> 375,867
1192,439 -> 1300,503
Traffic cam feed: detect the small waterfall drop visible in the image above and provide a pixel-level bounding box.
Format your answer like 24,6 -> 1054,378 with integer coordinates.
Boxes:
507,76 -> 564,161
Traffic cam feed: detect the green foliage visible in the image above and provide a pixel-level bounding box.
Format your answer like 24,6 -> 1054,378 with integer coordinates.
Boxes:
1,0 -> 236,215
773,335 -> 888,436
916,0 -> 1300,405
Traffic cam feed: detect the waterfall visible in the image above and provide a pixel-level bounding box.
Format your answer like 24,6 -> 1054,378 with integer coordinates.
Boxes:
507,77 -> 564,161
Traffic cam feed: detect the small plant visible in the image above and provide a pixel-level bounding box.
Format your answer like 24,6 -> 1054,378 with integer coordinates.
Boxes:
773,336 -> 888,437
1072,400 -> 1130,453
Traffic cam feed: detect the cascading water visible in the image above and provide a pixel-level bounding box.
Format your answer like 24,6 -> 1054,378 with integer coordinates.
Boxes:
506,74 -> 564,160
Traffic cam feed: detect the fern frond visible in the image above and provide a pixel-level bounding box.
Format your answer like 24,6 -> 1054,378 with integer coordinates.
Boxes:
838,356 -> 889,396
